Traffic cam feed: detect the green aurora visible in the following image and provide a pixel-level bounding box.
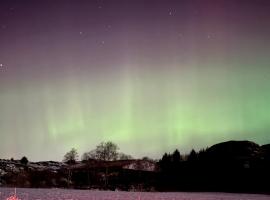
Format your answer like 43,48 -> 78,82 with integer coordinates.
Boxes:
1,56 -> 270,161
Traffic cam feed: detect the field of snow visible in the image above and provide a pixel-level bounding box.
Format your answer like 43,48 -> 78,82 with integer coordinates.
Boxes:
0,188 -> 269,200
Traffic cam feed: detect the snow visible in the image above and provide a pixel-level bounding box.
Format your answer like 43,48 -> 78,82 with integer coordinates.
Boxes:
0,188 -> 269,200
123,160 -> 156,171
0,169 -> 7,176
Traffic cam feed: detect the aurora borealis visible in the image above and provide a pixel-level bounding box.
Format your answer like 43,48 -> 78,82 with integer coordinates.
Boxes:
1,0 -> 270,161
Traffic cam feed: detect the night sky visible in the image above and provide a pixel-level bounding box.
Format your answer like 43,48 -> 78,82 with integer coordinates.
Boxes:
1,0 -> 270,161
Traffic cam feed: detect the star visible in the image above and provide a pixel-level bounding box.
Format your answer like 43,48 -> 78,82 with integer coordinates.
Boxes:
0,64 -> 5,71
168,9 -> 175,16
101,41 -> 105,45
79,31 -> 83,35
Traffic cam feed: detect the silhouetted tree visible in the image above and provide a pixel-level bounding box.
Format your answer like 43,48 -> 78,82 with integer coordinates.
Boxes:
81,150 -> 97,161
63,148 -> 79,164
187,149 -> 198,162
95,141 -> 119,161
142,156 -> 154,162
20,156 -> 28,165
118,153 -> 133,160
83,141 -> 119,162
198,148 -> 207,161
172,149 -> 181,163
160,153 -> 171,171
161,153 -> 170,163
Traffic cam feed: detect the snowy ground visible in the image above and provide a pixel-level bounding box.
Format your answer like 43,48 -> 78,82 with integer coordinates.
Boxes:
0,188 -> 269,200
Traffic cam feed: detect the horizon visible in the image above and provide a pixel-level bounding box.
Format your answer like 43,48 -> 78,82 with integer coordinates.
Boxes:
0,139 -> 268,162
1,0 -> 270,161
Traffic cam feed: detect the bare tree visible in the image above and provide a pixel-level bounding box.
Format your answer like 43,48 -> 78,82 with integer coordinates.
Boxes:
118,152 -> 133,160
83,141 -> 119,161
95,141 -> 119,161
81,150 -> 97,161
63,148 -> 79,164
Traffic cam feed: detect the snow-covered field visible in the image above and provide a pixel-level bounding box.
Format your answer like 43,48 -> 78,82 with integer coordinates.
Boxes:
0,188 -> 269,200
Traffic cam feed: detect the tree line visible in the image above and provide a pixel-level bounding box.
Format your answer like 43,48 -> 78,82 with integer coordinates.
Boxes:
63,141 -> 207,165
3,140 -> 269,192
63,141 -> 134,164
